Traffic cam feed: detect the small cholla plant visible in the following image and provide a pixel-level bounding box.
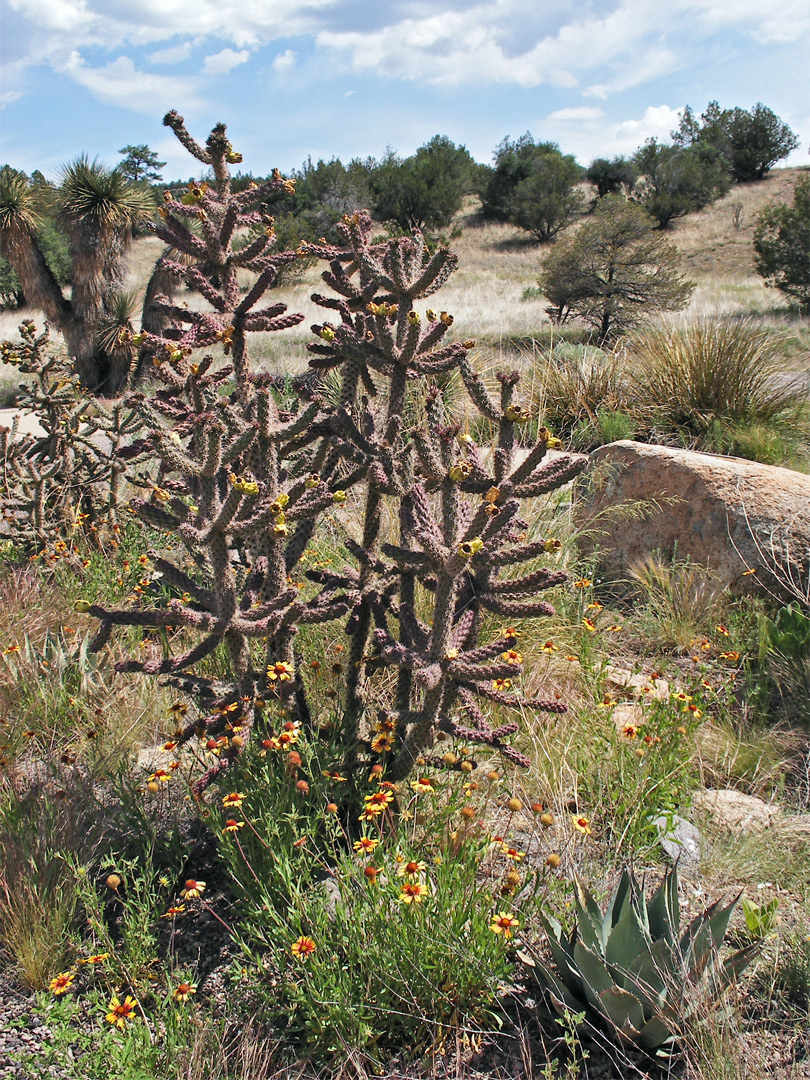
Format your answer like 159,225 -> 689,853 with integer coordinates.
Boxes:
524,867 -> 760,1057
82,113 -> 587,794
0,321 -> 144,550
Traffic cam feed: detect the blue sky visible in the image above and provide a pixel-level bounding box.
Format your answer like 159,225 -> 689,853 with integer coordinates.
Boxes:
1,0 -> 808,181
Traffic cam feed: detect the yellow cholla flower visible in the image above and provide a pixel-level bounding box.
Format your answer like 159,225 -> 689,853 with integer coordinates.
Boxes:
448,462 -> 472,482
458,537 -> 484,559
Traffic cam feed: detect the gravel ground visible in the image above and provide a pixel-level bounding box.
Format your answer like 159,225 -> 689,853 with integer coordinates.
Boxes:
0,975 -> 52,1080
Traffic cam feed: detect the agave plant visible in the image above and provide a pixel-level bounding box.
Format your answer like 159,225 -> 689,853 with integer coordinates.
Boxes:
524,868 -> 759,1057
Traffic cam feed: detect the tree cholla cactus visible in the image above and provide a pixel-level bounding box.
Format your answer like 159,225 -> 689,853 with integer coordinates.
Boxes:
83,113 -> 588,793
0,321 -> 144,550
525,867 -> 760,1056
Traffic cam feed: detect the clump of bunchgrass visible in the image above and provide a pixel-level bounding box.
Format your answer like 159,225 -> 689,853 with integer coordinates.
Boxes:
627,320 -> 809,462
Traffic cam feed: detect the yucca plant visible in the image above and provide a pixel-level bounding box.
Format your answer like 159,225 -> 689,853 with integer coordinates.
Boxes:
523,867 -> 760,1057
0,157 -> 156,393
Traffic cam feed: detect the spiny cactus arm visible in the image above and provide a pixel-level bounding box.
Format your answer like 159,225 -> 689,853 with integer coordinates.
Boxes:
407,247 -> 459,299
116,631 -> 224,676
229,232 -> 273,268
445,656 -> 523,682
488,568 -> 569,595
477,594 -> 557,618
512,454 -> 589,497
379,544 -> 430,571
297,595 -> 352,625
479,540 -> 559,569
132,498 -> 181,531
235,263 -> 290,315
164,111 -> 212,164
411,344 -> 470,375
149,556 -> 215,607
458,355 -> 500,420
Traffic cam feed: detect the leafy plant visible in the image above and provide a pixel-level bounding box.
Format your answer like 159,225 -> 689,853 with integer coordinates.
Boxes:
741,896 -> 779,939
524,867 -> 760,1057
754,175 -> 810,314
539,195 -> 694,344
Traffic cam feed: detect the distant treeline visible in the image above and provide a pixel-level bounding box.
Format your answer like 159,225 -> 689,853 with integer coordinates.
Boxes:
0,100 -> 800,308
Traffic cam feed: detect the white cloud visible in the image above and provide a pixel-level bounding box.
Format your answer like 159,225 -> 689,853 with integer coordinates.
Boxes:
614,104 -> 683,147
202,47 -> 250,75
548,106 -> 605,121
61,52 -> 201,113
273,49 -> 296,71
0,90 -> 26,108
150,42 -> 193,65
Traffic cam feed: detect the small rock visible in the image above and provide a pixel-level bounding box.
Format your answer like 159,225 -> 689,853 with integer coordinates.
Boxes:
606,666 -> 669,701
611,703 -> 644,734
653,813 -> 702,870
692,788 -> 779,835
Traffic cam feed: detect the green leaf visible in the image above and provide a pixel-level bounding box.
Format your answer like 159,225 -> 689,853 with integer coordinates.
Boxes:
624,937 -> 671,1015
573,940 -> 614,999
575,877 -> 608,951
637,1014 -> 676,1053
597,986 -> 645,1036
603,868 -> 633,935
533,962 -> 587,1016
647,869 -> 678,945
605,892 -> 650,970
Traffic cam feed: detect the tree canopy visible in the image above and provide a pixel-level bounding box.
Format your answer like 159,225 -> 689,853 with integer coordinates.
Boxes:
118,145 -> 167,184
754,175 -> 810,313
482,134 -> 584,241
672,102 -> 799,182
538,194 -> 694,343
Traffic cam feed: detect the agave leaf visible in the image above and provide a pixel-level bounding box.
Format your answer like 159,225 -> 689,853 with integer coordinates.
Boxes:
680,893 -> 739,969
533,962 -> 587,1016
637,1014 -> 675,1054
605,893 -> 650,972
624,937 -> 671,1015
718,941 -> 761,986
575,877 -> 609,951
574,895 -> 604,955
603,867 -> 633,934
647,869 -> 679,945
573,940 -> 614,999
597,986 -> 645,1037
539,911 -> 583,998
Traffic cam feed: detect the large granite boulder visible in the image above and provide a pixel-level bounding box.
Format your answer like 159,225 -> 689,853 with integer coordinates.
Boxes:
576,441 -> 810,599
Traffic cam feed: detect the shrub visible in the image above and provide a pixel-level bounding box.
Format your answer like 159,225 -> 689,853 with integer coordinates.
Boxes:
370,135 -> 478,232
754,175 -> 810,314
632,139 -> 731,228
482,134 -> 584,241
585,156 -> 638,198
674,101 -> 800,183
